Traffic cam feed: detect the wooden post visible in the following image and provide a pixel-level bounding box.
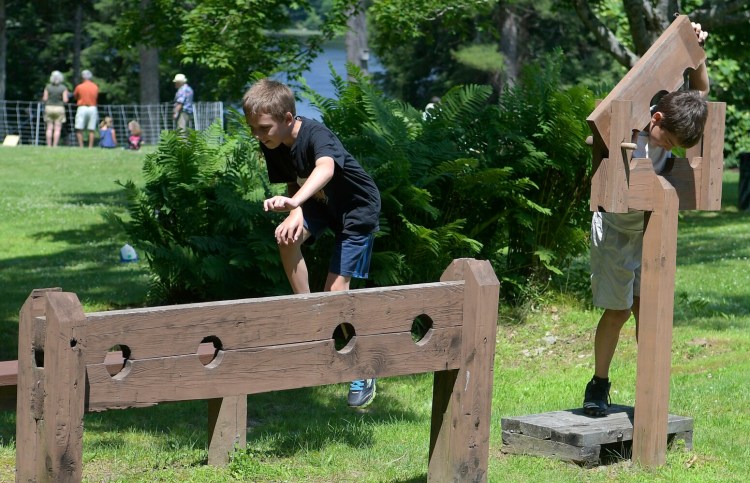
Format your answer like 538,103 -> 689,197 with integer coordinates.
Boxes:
41,292 -> 88,482
207,396 -> 247,465
630,169 -> 679,466
590,100 -> 633,213
699,102 -> 726,211
429,259 -> 499,482
16,288 -> 60,482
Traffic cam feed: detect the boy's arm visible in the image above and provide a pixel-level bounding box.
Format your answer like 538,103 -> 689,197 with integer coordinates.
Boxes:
688,22 -> 710,97
264,156 -> 335,212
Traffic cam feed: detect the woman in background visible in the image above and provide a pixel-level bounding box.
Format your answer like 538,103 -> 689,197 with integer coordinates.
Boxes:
42,70 -> 69,147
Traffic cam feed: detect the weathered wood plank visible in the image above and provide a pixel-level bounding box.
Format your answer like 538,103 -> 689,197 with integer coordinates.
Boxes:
634,175 -> 679,467
82,282 -> 464,364
501,404 -> 694,457
699,102 -> 726,211
590,100 -> 632,213
629,158 -> 701,211
42,292 -> 88,482
428,259 -> 499,482
501,431 -> 600,466
587,15 -> 705,152
86,327 -> 462,411
15,288 -> 59,481
207,396 -> 247,466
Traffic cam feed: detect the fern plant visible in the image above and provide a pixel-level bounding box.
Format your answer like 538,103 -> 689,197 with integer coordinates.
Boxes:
108,118 -> 287,304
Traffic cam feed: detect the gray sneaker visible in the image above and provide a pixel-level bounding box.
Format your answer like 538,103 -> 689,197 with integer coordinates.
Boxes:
348,378 -> 376,408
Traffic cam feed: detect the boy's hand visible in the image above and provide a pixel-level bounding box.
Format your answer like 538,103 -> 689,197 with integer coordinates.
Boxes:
692,22 -> 708,46
264,195 -> 300,212
274,212 -> 304,245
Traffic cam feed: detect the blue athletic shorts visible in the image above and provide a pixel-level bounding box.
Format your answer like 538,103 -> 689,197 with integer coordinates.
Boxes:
302,200 -> 375,279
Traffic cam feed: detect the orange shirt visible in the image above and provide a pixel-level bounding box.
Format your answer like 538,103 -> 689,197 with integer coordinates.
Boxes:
74,80 -> 99,106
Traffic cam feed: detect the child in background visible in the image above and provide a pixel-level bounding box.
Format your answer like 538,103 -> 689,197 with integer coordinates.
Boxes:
127,120 -> 142,150
99,116 -> 117,148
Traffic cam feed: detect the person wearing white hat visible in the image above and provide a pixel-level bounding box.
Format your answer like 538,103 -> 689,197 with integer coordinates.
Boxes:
172,73 -> 194,130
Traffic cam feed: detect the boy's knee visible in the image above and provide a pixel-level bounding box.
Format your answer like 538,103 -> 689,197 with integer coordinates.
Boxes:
602,308 -> 632,326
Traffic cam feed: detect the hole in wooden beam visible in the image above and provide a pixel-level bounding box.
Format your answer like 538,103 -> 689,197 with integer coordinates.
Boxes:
106,344 -> 132,380
411,314 -> 434,345
199,336 -> 224,369
33,349 -> 44,368
333,322 -> 356,354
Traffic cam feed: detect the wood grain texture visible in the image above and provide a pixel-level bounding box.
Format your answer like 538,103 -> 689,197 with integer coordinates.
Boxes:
15,288 -> 59,482
429,259 -> 500,482
700,102 -> 726,211
82,281 -> 464,364
587,15 -> 705,151
85,327 -> 462,410
633,175 -> 679,467
15,259 -> 500,481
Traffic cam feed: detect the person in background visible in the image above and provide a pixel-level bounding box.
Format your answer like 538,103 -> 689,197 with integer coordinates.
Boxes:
73,69 -> 99,148
127,120 -> 142,150
172,73 -> 194,130
42,70 -> 69,147
99,116 -> 117,148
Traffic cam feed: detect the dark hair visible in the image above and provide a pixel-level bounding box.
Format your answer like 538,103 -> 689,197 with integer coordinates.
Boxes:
653,90 -> 708,148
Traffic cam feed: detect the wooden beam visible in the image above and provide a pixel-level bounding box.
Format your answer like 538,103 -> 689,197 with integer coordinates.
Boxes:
429,259 -> 500,482
42,292 -> 88,482
587,15 -> 705,152
698,102 -> 726,211
632,174 -> 679,466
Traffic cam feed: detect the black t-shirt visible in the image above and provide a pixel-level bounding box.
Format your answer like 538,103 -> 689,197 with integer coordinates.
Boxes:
261,117 -> 381,236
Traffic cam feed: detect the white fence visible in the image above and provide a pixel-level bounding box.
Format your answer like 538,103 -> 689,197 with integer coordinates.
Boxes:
0,101 -> 224,147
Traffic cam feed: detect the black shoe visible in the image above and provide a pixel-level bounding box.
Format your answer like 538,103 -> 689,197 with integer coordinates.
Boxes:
348,378 -> 376,408
583,377 -> 611,417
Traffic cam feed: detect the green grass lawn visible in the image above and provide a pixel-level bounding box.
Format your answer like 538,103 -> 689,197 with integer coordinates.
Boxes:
1,147 -> 749,481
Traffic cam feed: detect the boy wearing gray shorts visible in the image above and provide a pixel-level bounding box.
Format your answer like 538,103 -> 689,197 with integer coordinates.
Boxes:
584,24 -> 710,416
242,78 -> 381,409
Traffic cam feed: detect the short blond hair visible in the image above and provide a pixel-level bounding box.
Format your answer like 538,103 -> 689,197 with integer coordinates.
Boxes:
242,78 -> 296,121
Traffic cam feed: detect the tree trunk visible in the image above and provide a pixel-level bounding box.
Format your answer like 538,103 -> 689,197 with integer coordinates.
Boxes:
72,2 -> 83,84
345,1 -> 369,74
0,0 -> 6,100
493,5 -> 526,93
139,46 -> 160,104
138,0 -> 160,104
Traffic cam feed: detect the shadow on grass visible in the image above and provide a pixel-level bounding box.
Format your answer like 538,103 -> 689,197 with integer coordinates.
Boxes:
0,380 -> 431,470
0,221 -> 149,361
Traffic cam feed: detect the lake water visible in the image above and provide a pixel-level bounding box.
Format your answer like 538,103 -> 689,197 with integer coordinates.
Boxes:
288,40 -> 382,120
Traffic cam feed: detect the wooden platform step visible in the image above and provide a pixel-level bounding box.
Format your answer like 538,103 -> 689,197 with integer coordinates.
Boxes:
501,404 -> 693,466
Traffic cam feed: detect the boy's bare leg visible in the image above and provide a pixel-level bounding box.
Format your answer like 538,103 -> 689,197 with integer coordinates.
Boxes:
76,130 -> 83,147
278,237 -> 311,295
594,307 -> 632,378
324,273 -> 351,292
88,131 -> 94,148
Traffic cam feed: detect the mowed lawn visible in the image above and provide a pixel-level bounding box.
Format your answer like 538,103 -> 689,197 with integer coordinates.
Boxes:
0,145 -> 150,360
0,145 -> 749,481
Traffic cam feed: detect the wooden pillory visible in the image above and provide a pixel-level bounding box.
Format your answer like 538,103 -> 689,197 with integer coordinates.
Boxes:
501,15 -> 725,467
588,14 -> 725,467
15,258 -> 499,482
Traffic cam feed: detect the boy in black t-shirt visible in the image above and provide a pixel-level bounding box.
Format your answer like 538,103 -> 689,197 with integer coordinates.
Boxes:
242,78 -> 381,408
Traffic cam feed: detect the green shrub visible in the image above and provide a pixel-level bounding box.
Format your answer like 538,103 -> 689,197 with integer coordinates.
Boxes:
307,53 -> 594,300
114,56 -> 594,305
108,119 -> 288,304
